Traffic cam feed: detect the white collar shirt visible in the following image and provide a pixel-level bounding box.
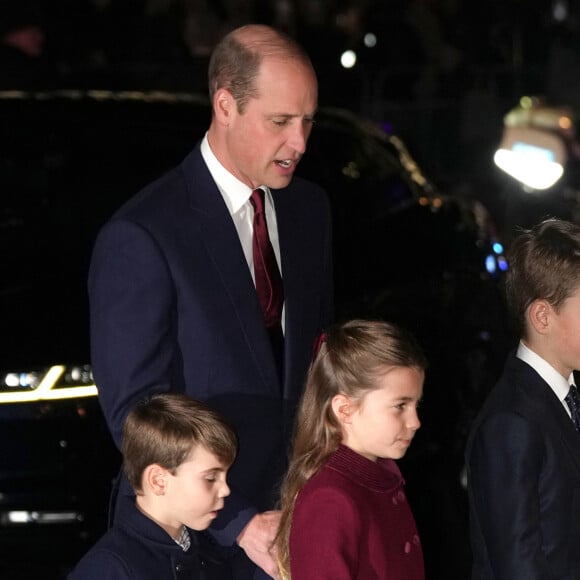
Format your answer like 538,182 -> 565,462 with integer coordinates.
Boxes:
517,340 -> 575,418
200,134 -> 285,332
200,133 -> 282,279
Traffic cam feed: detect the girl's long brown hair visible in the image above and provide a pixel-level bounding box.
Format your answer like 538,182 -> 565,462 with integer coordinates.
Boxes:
275,319 -> 426,578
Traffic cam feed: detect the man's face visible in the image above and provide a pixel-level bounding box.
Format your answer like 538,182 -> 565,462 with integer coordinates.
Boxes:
222,56 -> 318,190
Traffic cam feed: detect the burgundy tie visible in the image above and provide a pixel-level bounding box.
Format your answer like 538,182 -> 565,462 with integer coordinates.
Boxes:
250,188 -> 284,332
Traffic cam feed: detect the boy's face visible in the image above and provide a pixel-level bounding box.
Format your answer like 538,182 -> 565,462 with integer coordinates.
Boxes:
540,288 -> 580,378
162,445 -> 230,532
340,366 -> 424,462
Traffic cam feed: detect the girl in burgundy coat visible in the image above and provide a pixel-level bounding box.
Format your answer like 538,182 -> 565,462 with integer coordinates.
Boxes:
275,319 -> 426,580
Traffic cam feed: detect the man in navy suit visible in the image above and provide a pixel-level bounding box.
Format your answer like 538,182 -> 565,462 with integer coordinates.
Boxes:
465,218 -> 580,580
88,24 -> 333,579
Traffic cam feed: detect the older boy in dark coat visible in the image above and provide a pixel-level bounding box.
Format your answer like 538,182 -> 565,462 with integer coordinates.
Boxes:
466,218 -> 580,580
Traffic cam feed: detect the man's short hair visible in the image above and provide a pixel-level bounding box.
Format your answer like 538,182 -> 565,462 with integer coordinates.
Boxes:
208,24 -> 314,113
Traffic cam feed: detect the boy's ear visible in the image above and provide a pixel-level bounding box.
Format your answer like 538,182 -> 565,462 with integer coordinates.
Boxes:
143,464 -> 168,496
528,299 -> 551,334
331,394 -> 354,424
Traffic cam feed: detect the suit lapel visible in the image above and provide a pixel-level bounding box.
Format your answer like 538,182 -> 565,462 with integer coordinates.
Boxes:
514,358 -> 580,477
180,147 -> 281,393
272,186 -> 311,397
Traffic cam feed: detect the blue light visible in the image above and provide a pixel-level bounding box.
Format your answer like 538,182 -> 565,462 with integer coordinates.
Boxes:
485,255 -> 497,274
492,242 -> 504,254
512,141 -> 556,162
381,121 -> 394,134
498,257 -> 509,271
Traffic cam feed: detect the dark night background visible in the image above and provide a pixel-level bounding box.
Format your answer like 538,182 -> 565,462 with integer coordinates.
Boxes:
3,1 -> 580,579
5,0 -> 580,238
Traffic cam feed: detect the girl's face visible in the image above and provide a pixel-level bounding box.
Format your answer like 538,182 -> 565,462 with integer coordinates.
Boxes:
338,366 -> 424,461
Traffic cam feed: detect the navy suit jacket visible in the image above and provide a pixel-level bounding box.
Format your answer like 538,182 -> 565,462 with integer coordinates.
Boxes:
89,143 -> 334,576
465,352 -> 580,580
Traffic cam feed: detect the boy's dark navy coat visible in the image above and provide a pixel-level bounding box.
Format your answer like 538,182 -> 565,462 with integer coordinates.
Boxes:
67,494 -> 231,580
466,352 -> 580,580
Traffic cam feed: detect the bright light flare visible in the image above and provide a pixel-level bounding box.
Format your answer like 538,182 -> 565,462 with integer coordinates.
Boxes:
340,50 -> 357,69
494,148 -> 564,190
1,510 -> 82,525
0,365 -> 97,403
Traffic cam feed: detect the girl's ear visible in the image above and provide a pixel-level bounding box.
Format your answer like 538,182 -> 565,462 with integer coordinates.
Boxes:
331,393 -> 354,424
143,464 -> 168,496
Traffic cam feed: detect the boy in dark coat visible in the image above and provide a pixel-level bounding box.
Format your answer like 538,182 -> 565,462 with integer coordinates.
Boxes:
466,218 -> 580,579
67,393 -> 237,579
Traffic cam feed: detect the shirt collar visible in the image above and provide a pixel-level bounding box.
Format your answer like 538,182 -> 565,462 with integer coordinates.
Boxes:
174,525 -> 191,552
201,133 -> 266,215
517,341 -> 574,402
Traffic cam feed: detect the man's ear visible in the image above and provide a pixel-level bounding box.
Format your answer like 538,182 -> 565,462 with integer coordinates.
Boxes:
214,88 -> 235,124
143,464 -> 168,496
331,393 -> 354,424
528,299 -> 551,335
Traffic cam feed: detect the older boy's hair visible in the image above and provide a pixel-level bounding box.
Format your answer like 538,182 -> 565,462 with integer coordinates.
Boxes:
122,392 -> 237,493
505,218 -> 580,337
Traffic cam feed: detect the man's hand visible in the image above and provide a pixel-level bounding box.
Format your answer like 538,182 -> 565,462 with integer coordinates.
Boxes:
237,510 -> 281,579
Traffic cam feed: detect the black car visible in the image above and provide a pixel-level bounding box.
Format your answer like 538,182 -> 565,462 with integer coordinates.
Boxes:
0,90 -> 511,579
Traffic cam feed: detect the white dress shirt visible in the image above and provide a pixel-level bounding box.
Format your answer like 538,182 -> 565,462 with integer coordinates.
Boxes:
200,133 -> 285,332
517,340 -> 575,418
200,133 -> 282,280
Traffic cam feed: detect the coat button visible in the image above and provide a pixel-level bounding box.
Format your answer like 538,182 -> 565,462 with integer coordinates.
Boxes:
404,541 -> 411,554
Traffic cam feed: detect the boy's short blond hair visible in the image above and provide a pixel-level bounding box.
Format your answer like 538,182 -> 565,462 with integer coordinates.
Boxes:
122,392 -> 237,493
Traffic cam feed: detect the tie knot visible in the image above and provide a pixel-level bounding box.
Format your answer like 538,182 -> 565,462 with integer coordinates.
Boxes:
250,189 -> 265,214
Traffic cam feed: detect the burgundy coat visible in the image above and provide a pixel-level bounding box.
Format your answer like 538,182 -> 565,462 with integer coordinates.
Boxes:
289,445 -> 424,580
